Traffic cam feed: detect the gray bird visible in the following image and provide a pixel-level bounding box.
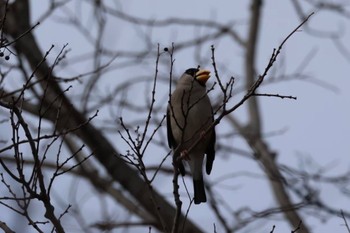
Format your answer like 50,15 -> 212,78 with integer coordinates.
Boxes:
167,68 -> 216,204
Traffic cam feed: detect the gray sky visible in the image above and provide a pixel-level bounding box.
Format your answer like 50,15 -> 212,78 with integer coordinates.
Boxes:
2,0 -> 348,232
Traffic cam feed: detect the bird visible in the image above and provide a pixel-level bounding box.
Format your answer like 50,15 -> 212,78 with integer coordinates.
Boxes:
167,68 -> 216,204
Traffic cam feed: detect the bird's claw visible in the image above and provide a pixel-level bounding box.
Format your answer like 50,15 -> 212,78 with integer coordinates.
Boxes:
180,149 -> 191,161
200,130 -> 206,139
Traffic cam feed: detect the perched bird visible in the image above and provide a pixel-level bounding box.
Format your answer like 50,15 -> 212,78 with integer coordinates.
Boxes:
167,68 -> 216,204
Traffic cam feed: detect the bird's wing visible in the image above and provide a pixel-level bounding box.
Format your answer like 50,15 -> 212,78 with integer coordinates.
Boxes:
205,106 -> 216,175
166,106 -> 176,149
166,105 -> 186,176
205,126 -> 216,175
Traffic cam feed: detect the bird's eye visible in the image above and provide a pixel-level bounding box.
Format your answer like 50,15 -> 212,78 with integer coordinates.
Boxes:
185,68 -> 199,77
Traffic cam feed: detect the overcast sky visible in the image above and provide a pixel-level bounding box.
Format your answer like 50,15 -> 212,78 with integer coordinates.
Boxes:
2,1 -> 349,232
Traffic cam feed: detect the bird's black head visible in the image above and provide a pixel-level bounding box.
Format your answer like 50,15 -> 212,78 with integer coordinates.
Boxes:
185,68 -> 199,77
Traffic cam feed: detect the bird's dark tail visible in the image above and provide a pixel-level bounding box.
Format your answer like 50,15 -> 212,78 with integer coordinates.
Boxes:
193,178 -> 206,204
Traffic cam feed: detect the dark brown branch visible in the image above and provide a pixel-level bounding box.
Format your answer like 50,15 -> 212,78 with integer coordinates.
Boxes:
1,1 -> 203,232
245,0 -> 263,136
0,220 -> 15,233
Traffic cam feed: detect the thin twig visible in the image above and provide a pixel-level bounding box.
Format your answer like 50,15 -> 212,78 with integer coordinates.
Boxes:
340,210 -> 350,233
179,12 -> 314,159
291,220 -> 302,233
140,44 -> 161,154
253,93 -> 297,100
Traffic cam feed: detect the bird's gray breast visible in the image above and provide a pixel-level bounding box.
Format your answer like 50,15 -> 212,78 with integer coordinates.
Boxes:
170,86 -> 213,153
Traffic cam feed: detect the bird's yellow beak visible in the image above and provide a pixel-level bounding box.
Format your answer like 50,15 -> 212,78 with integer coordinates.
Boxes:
195,69 -> 211,84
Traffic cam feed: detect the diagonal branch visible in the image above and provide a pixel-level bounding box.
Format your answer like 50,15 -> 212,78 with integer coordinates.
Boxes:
1,1 -> 203,232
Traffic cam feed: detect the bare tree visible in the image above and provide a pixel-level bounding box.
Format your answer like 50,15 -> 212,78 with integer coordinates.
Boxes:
0,0 -> 349,233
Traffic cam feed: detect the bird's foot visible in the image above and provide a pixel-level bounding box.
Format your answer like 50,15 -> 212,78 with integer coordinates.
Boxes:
200,130 -> 207,139
180,149 -> 191,161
